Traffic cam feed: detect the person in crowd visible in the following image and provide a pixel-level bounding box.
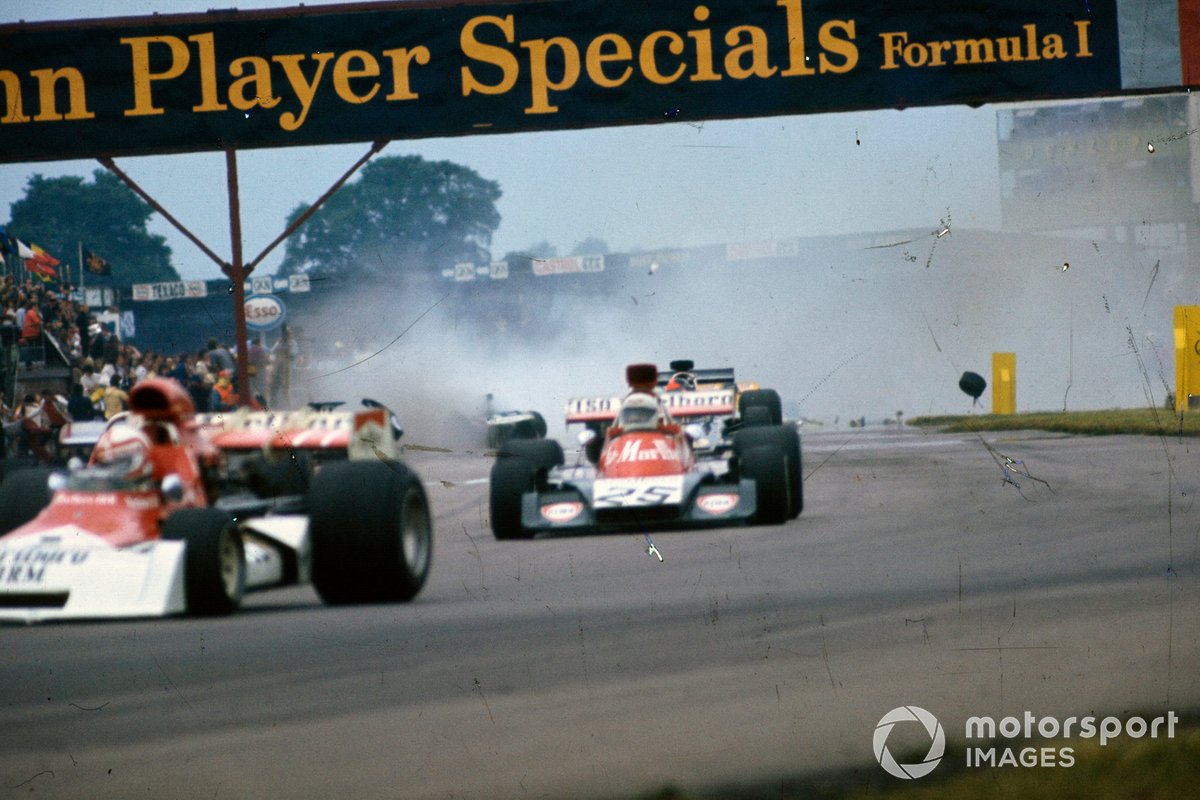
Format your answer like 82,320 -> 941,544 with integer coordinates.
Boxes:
89,324 -> 107,361
75,304 -> 91,356
102,327 -> 120,365
207,338 -> 236,377
169,353 -> 191,386
103,374 -> 128,420
247,335 -> 270,401
21,299 -> 42,339
67,383 -> 96,422
79,359 -> 102,396
39,388 -> 71,444
269,324 -> 297,408
18,301 -> 42,367
211,370 -> 237,411
0,390 -> 11,457
190,370 -> 213,413
14,393 -> 51,462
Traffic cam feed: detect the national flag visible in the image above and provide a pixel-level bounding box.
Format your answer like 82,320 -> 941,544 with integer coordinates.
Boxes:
83,247 -> 111,276
25,242 -> 60,281
0,226 -> 12,257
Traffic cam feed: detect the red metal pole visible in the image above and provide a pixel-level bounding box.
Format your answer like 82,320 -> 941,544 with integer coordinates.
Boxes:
225,148 -> 251,407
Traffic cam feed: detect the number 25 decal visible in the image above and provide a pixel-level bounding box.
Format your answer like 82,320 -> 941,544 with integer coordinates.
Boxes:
595,484 -> 676,506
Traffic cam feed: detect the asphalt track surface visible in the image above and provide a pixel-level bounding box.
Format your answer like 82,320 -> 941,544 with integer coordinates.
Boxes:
1,428 -> 1198,799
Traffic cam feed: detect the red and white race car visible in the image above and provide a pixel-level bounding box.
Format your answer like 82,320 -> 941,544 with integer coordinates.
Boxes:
488,363 -> 802,539
0,379 -> 432,622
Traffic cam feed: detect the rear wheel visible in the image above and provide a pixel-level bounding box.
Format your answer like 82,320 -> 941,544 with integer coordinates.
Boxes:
490,455 -> 534,540
244,451 -> 312,498
0,467 -> 55,534
583,424 -> 606,464
502,438 -> 564,471
529,411 -> 548,439
742,406 -> 773,428
740,389 -> 782,426
739,445 -> 788,525
309,460 -> 433,604
162,508 -> 245,616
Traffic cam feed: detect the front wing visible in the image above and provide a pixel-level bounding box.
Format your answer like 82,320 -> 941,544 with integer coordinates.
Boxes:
520,473 -> 758,533
0,535 -> 189,623
0,518 -> 308,623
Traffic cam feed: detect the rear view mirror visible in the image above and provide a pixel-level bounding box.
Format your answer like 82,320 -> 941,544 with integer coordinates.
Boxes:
161,474 -> 185,502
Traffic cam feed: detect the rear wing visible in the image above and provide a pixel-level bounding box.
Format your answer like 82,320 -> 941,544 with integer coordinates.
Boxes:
565,389 -> 736,424
197,407 -> 396,461
656,367 -> 737,390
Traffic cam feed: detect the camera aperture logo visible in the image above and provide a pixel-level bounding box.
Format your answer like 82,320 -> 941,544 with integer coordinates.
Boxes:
873,706 -> 946,779
873,707 -> 1180,778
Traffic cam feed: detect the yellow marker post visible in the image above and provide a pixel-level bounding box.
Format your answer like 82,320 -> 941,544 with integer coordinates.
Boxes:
1175,306 -> 1200,412
992,352 -> 1016,415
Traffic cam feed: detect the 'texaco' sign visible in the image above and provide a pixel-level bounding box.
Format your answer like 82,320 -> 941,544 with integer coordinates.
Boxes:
0,0 -> 1135,163
244,294 -> 286,331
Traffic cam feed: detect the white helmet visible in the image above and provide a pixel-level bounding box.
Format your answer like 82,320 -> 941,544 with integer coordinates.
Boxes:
91,424 -> 154,481
618,393 -> 661,431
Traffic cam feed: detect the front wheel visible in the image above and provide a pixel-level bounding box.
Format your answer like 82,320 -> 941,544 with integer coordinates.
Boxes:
490,455 -> 535,540
162,508 -> 245,616
740,445 -> 789,525
735,426 -> 802,519
0,467 -> 55,534
309,460 -> 433,604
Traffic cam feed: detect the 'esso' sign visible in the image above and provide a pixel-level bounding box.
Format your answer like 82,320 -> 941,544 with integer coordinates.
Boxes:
244,294 -> 286,331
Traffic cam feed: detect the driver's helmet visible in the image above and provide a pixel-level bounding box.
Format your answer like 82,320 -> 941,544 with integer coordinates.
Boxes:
91,424 -> 154,482
617,393 -> 662,431
665,371 -> 696,391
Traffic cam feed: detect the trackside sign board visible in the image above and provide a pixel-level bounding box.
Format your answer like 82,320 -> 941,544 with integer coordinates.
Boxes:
0,0 -> 1148,163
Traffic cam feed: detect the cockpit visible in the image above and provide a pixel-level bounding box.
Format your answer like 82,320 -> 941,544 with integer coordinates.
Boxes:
617,393 -> 663,431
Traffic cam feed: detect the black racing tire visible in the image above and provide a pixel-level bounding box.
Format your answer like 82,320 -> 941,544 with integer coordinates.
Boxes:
733,426 -> 783,456
740,389 -> 783,426
244,451 -> 312,498
490,455 -> 535,540
509,420 -> 539,440
501,438 -> 564,471
735,426 -> 803,518
0,467 -> 55,534
0,456 -> 41,484
779,425 -> 803,518
740,445 -> 789,525
742,405 -> 773,428
162,508 -> 245,616
584,426 -> 605,465
309,460 -> 433,604
530,411 -> 548,439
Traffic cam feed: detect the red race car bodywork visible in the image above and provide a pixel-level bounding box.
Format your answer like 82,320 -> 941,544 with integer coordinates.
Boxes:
0,379 -> 432,622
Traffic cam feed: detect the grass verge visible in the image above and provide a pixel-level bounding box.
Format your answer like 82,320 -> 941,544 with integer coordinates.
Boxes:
632,725 -> 1200,800
905,408 -> 1199,437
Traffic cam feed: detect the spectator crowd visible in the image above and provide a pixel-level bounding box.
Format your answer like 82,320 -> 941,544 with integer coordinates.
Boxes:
0,276 -> 298,462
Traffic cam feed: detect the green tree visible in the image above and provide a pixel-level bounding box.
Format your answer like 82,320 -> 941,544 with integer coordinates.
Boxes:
6,170 -> 178,285
279,155 -> 501,282
569,237 -> 609,256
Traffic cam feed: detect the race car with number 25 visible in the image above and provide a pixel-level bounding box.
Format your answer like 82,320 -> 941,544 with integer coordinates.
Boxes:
0,378 -> 432,622
489,363 -> 802,539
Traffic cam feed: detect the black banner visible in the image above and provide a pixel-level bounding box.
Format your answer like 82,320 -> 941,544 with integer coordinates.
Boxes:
0,0 -> 1121,163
